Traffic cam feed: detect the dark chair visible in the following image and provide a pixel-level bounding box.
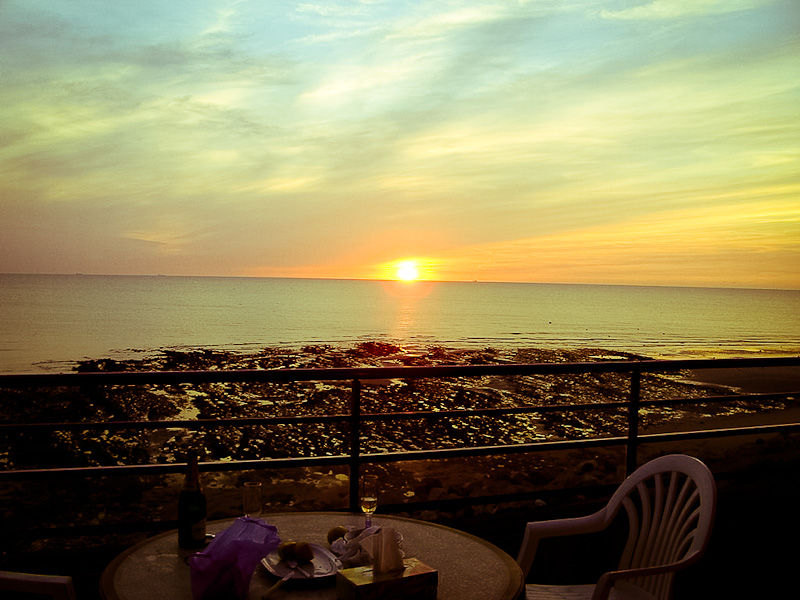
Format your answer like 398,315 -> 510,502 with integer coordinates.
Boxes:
517,454 -> 717,600
0,571 -> 77,600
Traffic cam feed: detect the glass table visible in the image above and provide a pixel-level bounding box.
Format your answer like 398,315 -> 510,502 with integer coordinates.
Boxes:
100,511 -> 523,600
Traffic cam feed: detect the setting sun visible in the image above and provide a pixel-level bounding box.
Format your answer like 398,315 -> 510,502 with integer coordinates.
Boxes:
395,260 -> 420,281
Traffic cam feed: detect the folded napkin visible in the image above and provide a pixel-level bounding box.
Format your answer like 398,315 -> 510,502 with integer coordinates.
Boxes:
330,525 -> 405,570
189,517 -> 280,600
330,525 -> 380,567
372,527 -> 404,574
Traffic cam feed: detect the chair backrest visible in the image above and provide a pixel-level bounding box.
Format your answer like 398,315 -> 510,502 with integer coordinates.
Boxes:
0,571 -> 77,600
605,454 -> 716,600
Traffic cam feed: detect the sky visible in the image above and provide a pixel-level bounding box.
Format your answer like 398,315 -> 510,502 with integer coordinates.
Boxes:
1,0 -> 798,289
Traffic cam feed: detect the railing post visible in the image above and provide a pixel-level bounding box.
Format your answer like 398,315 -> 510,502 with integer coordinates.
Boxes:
348,378 -> 362,513
626,369 -> 641,476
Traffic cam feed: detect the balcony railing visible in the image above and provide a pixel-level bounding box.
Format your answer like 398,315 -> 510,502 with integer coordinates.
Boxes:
1,356 -> 799,516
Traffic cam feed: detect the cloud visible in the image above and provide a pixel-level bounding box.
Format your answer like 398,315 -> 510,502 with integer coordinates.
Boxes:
432,194 -> 800,287
385,4 -> 507,40
600,0 -> 773,21
199,0 -> 249,36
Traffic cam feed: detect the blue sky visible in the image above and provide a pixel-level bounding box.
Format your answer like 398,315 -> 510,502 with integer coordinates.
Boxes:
1,0 -> 798,288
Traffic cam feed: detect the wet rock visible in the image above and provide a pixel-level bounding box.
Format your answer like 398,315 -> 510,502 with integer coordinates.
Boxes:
302,345 -> 332,354
350,341 -> 402,357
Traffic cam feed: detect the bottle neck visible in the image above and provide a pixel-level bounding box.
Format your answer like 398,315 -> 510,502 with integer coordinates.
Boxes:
184,453 -> 202,491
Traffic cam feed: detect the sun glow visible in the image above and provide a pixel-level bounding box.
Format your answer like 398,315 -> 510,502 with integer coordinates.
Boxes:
395,260 -> 420,281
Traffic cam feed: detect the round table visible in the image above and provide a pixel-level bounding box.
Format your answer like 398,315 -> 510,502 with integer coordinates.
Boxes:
101,512 -> 523,600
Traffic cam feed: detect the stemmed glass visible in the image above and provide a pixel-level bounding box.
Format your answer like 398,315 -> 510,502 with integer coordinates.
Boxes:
359,474 -> 378,527
242,481 -> 263,518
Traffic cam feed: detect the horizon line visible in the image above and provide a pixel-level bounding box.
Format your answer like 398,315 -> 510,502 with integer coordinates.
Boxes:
1,271 -> 798,293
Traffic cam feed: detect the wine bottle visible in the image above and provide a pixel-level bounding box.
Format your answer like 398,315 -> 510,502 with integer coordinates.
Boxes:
178,451 -> 207,549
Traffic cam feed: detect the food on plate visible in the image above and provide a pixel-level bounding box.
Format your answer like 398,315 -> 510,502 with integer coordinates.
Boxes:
295,541 -> 314,563
327,526 -> 348,545
277,540 -> 314,564
278,541 -> 297,561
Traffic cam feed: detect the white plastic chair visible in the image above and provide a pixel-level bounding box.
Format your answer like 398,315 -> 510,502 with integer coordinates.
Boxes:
0,571 -> 77,600
517,454 -> 716,600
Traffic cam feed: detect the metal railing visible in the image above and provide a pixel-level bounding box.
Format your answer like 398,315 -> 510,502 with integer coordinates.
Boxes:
1,356 -> 799,514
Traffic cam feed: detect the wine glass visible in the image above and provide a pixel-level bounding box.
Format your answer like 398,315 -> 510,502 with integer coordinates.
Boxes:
242,481 -> 263,517
359,474 -> 378,527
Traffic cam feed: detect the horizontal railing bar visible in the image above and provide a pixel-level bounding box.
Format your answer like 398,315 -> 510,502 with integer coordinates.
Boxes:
2,390 -> 795,433
0,406 -> 598,431
1,356 -> 798,387
638,421 -> 800,442
359,404 -> 628,421
0,438 -> 622,479
639,391 -> 798,405
0,455 -> 353,480
3,421 -> 798,481
0,414 -> 352,432
362,391 -> 799,422
362,437 -> 628,462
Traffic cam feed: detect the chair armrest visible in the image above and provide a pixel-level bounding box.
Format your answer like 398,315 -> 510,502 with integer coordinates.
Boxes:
517,509 -> 609,577
525,510 -> 609,539
591,551 -> 702,600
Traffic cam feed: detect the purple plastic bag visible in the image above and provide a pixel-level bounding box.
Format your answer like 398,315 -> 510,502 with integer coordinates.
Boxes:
189,517 -> 280,600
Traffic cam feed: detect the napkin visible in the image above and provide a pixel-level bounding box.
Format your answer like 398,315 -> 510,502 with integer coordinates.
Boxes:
330,525 -> 405,571
373,527 -> 404,574
189,516 -> 280,600
330,525 -> 380,567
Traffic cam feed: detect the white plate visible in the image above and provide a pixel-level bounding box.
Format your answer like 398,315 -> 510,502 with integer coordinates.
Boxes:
262,543 -> 341,579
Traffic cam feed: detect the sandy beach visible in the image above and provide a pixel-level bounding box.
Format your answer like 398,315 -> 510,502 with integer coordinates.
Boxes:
689,365 -> 800,393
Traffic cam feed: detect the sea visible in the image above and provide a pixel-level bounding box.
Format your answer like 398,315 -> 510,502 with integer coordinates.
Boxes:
1,273 -> 799,373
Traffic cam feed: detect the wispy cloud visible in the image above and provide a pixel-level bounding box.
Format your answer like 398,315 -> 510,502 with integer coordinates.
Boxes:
600,0 -> 774,20
435,194 -> 800,287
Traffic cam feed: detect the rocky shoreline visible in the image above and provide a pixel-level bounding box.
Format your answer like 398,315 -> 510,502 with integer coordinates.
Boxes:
1,342 -> 795,541
2,342 -> 751,470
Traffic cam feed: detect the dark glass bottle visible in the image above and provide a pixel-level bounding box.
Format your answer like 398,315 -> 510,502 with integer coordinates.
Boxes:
178,451 -> 207,549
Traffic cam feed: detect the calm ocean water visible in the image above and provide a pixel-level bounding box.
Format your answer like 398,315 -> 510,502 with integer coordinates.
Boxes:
1,274 -> 798,373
